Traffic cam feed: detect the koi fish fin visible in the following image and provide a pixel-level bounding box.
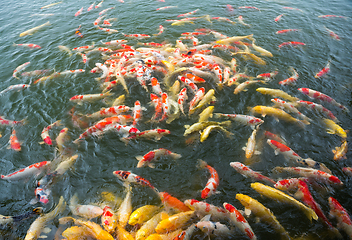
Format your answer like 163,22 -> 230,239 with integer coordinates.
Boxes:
184,125 -> 190,129
135,156 -> 144,161
42,227 -> 52,234
29,198 -> 39,205
197,159 -> 208,169
326,129 -> 335,134
274,150 -> 280,155
254,150 -> 261,155
160,212 -> 169,220
148,163 -> 156,168
120,137 -> 130,145
244,207 -> 251,217
293,190 -> 304,200
242,146 -> 247,151
39,235 -> 48,238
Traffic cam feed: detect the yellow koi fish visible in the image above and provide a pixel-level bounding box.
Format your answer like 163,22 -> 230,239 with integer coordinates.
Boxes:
135,211 -> 167,240
117,184 -> 133,228
332,140 -> 348,160
20,21 -> 51,37
256,88 -> 299,102
129,205 -> 162,225
198,106 -> 214,122
184,120 -> 231,136
155,211 -> 194,234
200,125 -> 233,142
216,34 -> 253,45
251,182 -> 318,221
251,39 -> 273,57
322,118 -> 348,139
189,89 -> 216,114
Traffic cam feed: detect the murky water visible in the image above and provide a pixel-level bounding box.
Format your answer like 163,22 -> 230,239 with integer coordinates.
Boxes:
0,0 -> 352,239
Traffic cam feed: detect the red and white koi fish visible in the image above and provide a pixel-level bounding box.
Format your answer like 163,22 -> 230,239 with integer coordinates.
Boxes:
178,76 -> 198,94
274,177 -> 307,191
184,199 -> 228,221
99,7 -> 115,15
41,120 -> 61,145
95,0 -> 103,8
13,43 -> 41,49
274,166 -> 343,186
135,148 -> 181,168
276,29 -> 300,34
113,170 -> 156,190
211,17 -> 236,24
161,92 -> 170,121
212,64 -> 223,84
279,67 -> 299,86
150,77 -> 163,96
234,80 -> 266,95
342,167 -> 352,176
298,88 -> 349,112
69,193 -> 103,219
33,187 -> 51,204
223,202 -> 257,240
328,197 -> 352,238
156,6 -> 177,11
77,52 -> 88,63
94,15 -> 105,26
283,7 -> 303,11
315,61 -> 331,78
278,41 -> 306,49
132,100 -> 142,126
239,6 -> 260,11
318,15 -> 347,19
324,26 -> 340,40
296,100 -> 338,122
198,160 -> 219,199
178,87 -> 188,115
92,123 -> 139,139
98,27 -> 119,33
1,161 -> 51,181
0,116 -> 26,127
150,93 -> 163,120
214,113 -> 263,129
154,25 -> 165,36
267,140 -> 331,173
87,2 -> 95,11
238,15 -> 251,27
271,98 -> 310,122
101,206 -> 117,234
75,7 -> 83,17
122,129 -> 170,143
159,192 -> 191,213
296,180 -> 340,236
60,69 -> 85,76
275,14 -> 284,22
9,129 -> 21,151
123,33 -> 151,39
177,9 -> 199,18
230,162 -> 275,185
264,131 -> 286,145
256,71 -> 278,80
87,106 -> 131,120
72,43 -> 95,52
101,39 -> 127,46
226,4 -> 235,12
0,84 -> 30,96
70,91 -> 112,104
13,62 -> 30,79
189,87 -> 205,112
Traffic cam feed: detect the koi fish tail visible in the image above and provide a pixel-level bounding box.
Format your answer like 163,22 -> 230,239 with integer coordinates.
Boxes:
59,216 -> 75,225
197,159 -> 208,169
272,166 -> 284,173
19,117 -> 28,126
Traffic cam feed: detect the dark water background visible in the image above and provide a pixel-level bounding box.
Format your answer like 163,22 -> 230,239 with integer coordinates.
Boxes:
0,0 -> 352,239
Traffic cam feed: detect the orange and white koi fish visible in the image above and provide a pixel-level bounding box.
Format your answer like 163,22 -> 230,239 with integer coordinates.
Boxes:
271,98 -> 310,122
264,131 -> 287,145
153,25 -> 165,36
69,193 -> 103,219
256,71 -> 278,80
278,41 -> 306,49
85,105 -> 130,120
13,62 -> 30,79
1,161 -> 51,181
184,199 -> 228,221
178,87 -> 188,115
19,21 -> 50,37
13,43 -> 41,49
223,202 -> 257,240
296,100 -> 338,122
113,170 -> 156,190
318,15 -> 347,19
230,162 -> 275,185
150,93 -> 163,120
132,100 -> 142,126
9,129 -> 21,151
160,92 -> 170,121
189,87 -> 205,112
273,166 -> 343,186
274,177 -> 308,191
0,84 -> 30,96
238,15 -> 251,27
298,88 -> 349,112
295,180 -> 341,236
159,192 -> 190,213
275,14 -> 284,22
122,129 -> 170,143
198,160 -> 219,199
136,148 -> 181,168
98,27 -> 119,33
315,61 -> 331,78
94,15 -> 105,26
332,140 -> 348,160
157,6 -> 177,11
75,7 -> 83,17
211,17 -> 236,24
178,76 -> 198,94
214,113 -> 263,129
87,2 -> 95,11
239,6 -> 260,10
328,197 -> 352,238
95,0 -> 103,8
123,33 -> 150,39
41,120 -> 61,145
276,29 -> 300,34
99,6 -> 115,15
70,91 -> 112,104
267,139 -> 330,173
150,77 -> 163,96
177,9 -> 199,18
279,67 -> 299,85
0,116 -> 26,127
72,43 -> 95,52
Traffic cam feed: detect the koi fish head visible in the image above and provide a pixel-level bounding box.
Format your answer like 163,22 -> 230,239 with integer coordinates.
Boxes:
35,187 -> 51,204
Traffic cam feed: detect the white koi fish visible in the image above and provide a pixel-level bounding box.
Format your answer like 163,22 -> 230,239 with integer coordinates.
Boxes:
20,21 -> 50,37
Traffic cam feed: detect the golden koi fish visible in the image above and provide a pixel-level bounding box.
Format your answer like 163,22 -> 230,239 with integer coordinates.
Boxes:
200,125 -> 233,142
184,120 -> 231,136
332,140 -> 348,160
20,21 -> 51,37
256,88 -> 299,102
216,34 -> 253,45
322,118 -> 348,139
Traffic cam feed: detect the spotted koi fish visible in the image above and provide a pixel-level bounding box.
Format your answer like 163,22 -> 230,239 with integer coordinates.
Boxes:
178,87 -> 188,115
279,67 -> 299,86
328,197 -> 352,238
271,98 -> 310,122
315,61 -> 331,78
189,87 -> 205,112
1,161 -> 51,181
214,113 -> 263,129
184,199 -> 228,221
13,62 -> 30,79
198,160 -> 219,199
113,170 -> 156,190
70,91 -> 112,104
296,100 -> 338,122
0,84 -> 30,96
278,41 -> 306,49
135,148 -> 181,168
41,120 -> 62,145
230,162 -> 275,185
177,9 -> 199,18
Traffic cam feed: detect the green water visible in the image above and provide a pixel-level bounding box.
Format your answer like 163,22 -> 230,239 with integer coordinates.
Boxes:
0,0 -> 352,239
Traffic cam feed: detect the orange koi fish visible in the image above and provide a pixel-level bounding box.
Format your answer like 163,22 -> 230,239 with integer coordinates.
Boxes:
278,41 -> 305,49
159,192 -> 191,212
275,14 -> 284,22
9,129 -> 21,151
75,7 -> 83,17
276,29 -> 300,34
315,61 -> 331,78
177,9 -> 199,18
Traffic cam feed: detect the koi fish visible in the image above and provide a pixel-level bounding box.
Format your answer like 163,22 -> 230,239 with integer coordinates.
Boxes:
70,91 -> 112,104
275,14 -> 284,22
113,170 -> 156,190
0,208 -> 43,225
236,194 -> 292,240
1,161 -> 50,181
178,87 -> 188,115
74,24 -> 83,38
230,162 -> 275,185
298,88 -> 349,112
184,120 -> 231,136
123,33 -> 151,39
0,84 -> 30,96
332,140 -> 348,160
58,45 -> 72,56
196,221 -> 231,237
238,15 -> 251,27
135,211 -> 166,240
99,7 -> 115,15
251,39 -> 273,57
267,139 -> 331,173
200,125 -> 233,142
234,80 -> 266,94
41,120 -> 62,145
189,87 -> 205,112
0,116 -> 26,127
87,2 -> 95,11
242,126 -> 261,158
256,71 -> 278,80
156,6 -> 178,11
198,160 -> 220,199
276,29 -> 300,34
189,89 -> 216,114
13,43 -> 41,49
318,15 -> 347,19
216,34 -> 253,45
159,192 -> 190,213
98,27 -> 119,33
116,184 -> 133,228
251,182 -> 318,221
184,199 -> 228,222
322,118 -> 348,139
13,62 -> 30,79
271,98 -> 310,122
328,197 -> 352,238
8,129 -> 21,151
178,76 -> 198,94
101,206 -> 117,234
256,87 -> 299,102
136,148 -> 181,168
155,211 -> 194,234
315,61 -> 331,78
198,106 -> 214,122
342,167 -> 352,176
129,205 -> 161,226
41,1 -> 63,9
25,196 -> 66,240
75,7 -> 83,17
95,0 -> 104,8
214,113 -> 263,129
264,131 -> 287,145
122,128 -> 170,143
296,100 -> 338,122
273,166 -> 343,186
279,67 -> 299,85
278,41 -> 306,49
69,193 -> 104,219
19,21 -> 50,37
177,9 -> 199,18
211,17 -> 236,24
